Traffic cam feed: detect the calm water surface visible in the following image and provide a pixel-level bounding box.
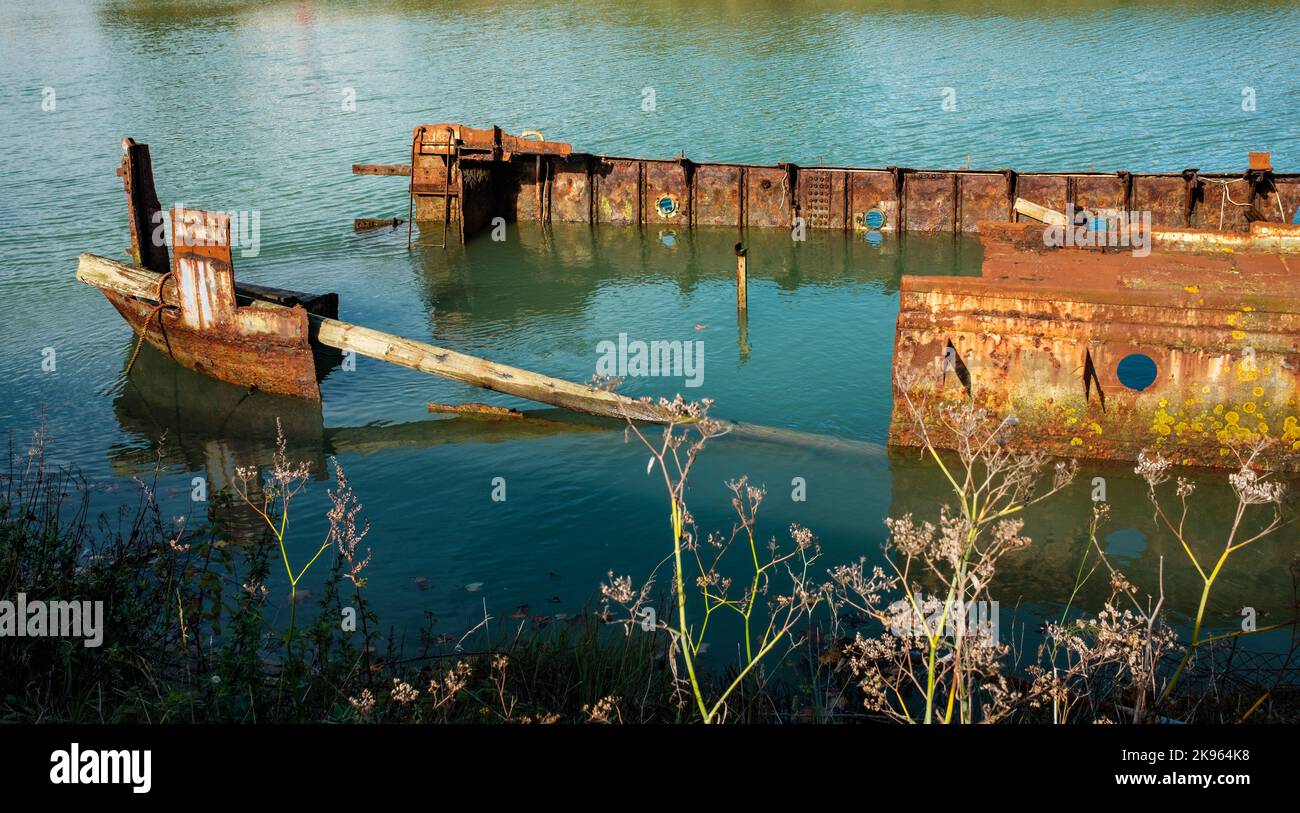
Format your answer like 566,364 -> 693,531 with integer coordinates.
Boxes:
1,1 -> 1297,650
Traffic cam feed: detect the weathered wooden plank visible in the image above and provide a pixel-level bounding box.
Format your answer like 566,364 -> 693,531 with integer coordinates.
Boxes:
352,164 -> 412,176
311,318 -> 675,422
1013,196 -> 1067,226
354,217 -> 405,231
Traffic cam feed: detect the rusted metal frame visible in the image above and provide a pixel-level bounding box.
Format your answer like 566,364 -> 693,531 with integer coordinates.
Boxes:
1245,166 -> 1274,220
681,157 -> 696,228
535,155 -> 551,225
1182,169 -> 1201,227
951,172 -> 961,234
843,172 -> 852,233
381,127 -> 1300,238
441,127 -> 456,249
587,155 -> 595,227
889,166 -> 910,233
891,234 -> 1300,469
546,156 -> 554,224
637,160 -> 645,228
535,155 -> 543,223
490,125 -> 503,162
1003,169 -> 1018,223
738,165 -> 747,231
779,162 -> 798,227
407,127 -> 422,250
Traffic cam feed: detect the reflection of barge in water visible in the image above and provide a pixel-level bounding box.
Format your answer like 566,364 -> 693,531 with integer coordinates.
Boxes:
80,128 -> 1300,469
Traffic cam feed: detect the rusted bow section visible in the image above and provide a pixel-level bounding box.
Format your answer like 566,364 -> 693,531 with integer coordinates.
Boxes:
110,139 -> 338,398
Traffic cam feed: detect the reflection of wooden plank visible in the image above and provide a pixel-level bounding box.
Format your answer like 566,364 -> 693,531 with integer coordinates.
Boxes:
1014,196 -> 1067,226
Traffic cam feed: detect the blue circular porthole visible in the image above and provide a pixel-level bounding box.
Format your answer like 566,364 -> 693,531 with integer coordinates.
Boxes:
1116,353 -> 1158,391
864,208 -> 886,230
656,194 -> 679,218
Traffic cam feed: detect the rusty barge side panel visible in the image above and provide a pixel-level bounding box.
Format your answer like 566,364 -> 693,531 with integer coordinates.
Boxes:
890,221 -> 1300,471
372,124 -> 1300,243
511,163 -> 1297,236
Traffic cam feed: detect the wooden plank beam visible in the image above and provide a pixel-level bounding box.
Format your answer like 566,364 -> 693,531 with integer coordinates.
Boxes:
310,318 -> 676,422
352,164 -> 412,176
1013,196 -> 1068,226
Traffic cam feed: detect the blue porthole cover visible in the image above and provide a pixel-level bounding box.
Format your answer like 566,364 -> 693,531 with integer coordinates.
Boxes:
656,194 -> 679,218
1116,353 -> 1158,391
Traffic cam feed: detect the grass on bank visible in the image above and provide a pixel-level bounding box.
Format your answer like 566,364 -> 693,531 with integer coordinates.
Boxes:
2,395 -> 1298,724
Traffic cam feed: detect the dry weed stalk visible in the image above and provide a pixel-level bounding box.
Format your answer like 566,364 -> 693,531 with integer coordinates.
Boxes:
831,372 -> 1078,723
603,396 -> 823,723
231,418 -> 370,648
1135,444 -> 1292,706
1028,503 -> 1181,724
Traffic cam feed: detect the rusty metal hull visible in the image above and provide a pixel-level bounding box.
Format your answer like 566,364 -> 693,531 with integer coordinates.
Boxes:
102,139 -> 340,401
365,123 -> 1300,243
891,221 -> 1300,471
103,289 -> 322,399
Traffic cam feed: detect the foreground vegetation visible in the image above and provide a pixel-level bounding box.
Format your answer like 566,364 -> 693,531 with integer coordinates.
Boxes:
2,393 -> 1298,723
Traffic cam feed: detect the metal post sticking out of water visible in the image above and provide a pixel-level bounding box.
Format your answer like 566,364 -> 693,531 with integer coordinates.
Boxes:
735,242 -> 748,313
406,127 -> 422,251
441,127 -> 455,250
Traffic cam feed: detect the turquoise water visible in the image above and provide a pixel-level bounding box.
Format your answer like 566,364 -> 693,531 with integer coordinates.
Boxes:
1,0 -> 1297,647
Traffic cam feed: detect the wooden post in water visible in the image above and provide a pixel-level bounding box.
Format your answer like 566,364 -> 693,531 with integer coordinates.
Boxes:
734,242 -> 748,313
735,242 -> 750,361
